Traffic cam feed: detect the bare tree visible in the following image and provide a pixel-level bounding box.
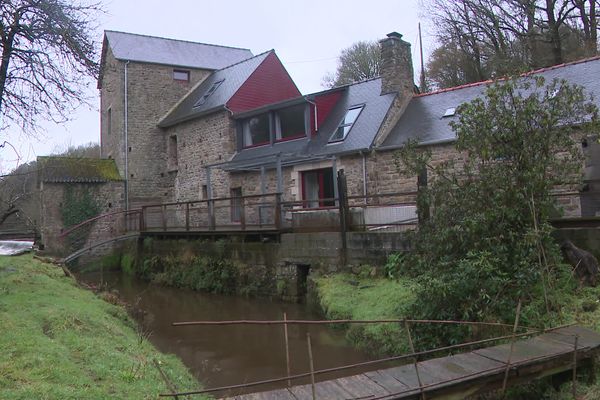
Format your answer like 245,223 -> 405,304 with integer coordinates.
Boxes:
423,0 -> 598,89
322,41 -> 381,88
0,0 -> 102,134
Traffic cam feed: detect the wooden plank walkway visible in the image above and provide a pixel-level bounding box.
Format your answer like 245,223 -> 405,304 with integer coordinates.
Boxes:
222,326 -> 600,400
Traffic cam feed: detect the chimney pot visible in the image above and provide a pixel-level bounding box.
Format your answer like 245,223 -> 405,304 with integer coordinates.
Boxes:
386,32 -> 403,39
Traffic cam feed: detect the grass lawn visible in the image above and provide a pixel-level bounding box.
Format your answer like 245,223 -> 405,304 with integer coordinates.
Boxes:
314,273 -> 418,355
0,254 -> 202,399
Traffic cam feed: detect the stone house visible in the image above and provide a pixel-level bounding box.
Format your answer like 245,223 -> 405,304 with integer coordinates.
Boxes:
37,157 -> 124,254
94,31 -> 600,230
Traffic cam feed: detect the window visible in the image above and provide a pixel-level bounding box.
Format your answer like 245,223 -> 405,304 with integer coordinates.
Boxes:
173,69 -> 190,81
330,106 -> 363,142
301,168 -> 335,208
242,114 -> 270,147
230,187 -> 242,222
168,135 -> 178,170
107,107 -> 112,136
443,107 -> 456,118
201,185 -> 208,200
194,79 -> 225,107
275,104 -> 305,141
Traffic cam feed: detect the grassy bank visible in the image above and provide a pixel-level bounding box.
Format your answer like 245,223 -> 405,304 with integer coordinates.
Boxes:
315,270 -> 600,399
314,273 -> 418,355
0,254 -> 200,399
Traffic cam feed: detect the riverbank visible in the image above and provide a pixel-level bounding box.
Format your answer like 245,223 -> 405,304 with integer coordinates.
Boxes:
313,270 -> 600,399
0,254 -> 200,399
313,272 -> 418,356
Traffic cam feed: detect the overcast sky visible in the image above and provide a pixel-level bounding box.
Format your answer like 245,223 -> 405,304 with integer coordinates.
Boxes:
1,0 -> 436,172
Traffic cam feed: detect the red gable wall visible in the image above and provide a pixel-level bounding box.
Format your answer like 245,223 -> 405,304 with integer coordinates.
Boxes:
227,52 -> 301,114
310,90 -> 343,135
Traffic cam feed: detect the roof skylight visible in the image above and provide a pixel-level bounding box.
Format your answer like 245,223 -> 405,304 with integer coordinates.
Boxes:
194,79 -> 225,107
329,105 -> 363,142
443,107 -> 456,118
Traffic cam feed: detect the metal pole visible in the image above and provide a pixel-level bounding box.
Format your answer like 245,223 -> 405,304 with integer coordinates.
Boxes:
284,313 -> 291,387
306,332 -> 316,400
502,299 -> 522,394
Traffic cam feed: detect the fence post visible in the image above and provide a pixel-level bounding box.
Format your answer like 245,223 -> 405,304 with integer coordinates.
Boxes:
404,320 -> 426,400
337,169 -> 348,265
185,203 -> 190,231
417,167 -> 430,226
162,205 -> 167,231
502,299 -> 522,394
306,332 -> 316,400
140,207 -> 147,232
209,199 -> 216,231
240,197 -> 246,231
138,208 -> 144,232
572,334 -> 579,398
275,193 -> 282,230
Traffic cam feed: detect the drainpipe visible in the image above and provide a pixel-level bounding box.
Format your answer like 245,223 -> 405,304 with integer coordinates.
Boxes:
124,61 -> 130,210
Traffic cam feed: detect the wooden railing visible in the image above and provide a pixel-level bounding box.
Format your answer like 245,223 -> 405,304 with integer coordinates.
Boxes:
140,193 -> 283,233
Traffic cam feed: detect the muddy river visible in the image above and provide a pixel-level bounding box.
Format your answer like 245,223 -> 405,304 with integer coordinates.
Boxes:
78,271 -> 377,396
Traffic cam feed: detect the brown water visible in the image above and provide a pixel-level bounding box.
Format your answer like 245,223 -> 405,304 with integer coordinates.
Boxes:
79,272 -> 377,396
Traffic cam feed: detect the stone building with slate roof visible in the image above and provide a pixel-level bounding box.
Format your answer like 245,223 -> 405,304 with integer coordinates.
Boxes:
95,30 -> 600,231
37,157 -> 124,254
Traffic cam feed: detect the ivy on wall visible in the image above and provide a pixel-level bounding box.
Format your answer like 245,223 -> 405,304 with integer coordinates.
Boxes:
61,186 -> 101,228
61,186 -> 101,253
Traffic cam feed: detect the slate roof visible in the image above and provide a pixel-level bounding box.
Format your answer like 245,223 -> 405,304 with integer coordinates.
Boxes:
381,56 -> 600,149
159,51 -> 272,127
103,31 -> 253,70
224,78 -> 396,170
38,157 -> 122,183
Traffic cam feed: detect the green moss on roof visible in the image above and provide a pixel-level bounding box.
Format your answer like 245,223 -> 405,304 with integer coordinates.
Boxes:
38,157 -> 122,183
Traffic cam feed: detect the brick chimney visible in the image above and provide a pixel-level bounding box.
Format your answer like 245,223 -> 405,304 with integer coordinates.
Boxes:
379,32 -> 414,96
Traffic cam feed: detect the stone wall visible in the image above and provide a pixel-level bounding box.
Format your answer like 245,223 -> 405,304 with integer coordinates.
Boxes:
39,181 -> 125,255
99,48 -> 211,206
168,111 -> 236,201
131,231 -> 411,300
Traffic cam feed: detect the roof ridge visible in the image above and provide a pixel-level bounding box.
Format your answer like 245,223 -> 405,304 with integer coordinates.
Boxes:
307,76 -> 382,97
416,55 -> 600,98
104,30 -> 252,52
216,49 -> 274,72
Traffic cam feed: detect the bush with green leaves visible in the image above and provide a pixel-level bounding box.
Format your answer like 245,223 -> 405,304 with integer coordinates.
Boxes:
393,77 -> 599,348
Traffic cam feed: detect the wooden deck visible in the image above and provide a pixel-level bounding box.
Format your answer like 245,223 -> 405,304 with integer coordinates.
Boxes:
223,326 -> 600,400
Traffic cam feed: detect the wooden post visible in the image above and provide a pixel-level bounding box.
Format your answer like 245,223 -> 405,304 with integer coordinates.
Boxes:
502,299 -> 522,394
572,334 -> 579,399
240,197 -> 246,231
337,169 -> 348,265
306,332 -> 316,400
209,199 -> 216,231
283,313 -> 291,387
405,320 -> 426,400
139,208 -> 145,232
275,193 -> 282,230
152,359 -> 179,400
185,203 -> 190,231
162,205 -> 167,231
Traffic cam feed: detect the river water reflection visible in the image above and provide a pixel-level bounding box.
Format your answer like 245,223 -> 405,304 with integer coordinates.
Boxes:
79,271 -> 377,396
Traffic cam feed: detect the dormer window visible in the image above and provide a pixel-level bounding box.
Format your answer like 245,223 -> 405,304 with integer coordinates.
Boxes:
329,105 -> 363,142
194,79 -> 225,107
173,69 -> 190,82
240,104 -> 308,148
275,104 -> 306,141
242,114 -> 270,147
